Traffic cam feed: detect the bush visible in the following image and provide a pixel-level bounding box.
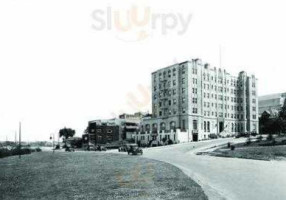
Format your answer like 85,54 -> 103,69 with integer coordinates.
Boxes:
227,142 -> 231,148
209,134 -> 218,139
230,145 -> 235,151
267,134 -> 273,141
0,148 -> 32,158
251,132 -> 258,137
245,138 -> 251,145
256,135 -> 263,142
168,140 -> 174,145
36,147 -> 42,152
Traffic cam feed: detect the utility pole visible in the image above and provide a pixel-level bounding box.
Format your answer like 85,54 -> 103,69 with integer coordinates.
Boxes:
50,133 -> 55,154
19,122 -> 21,159
53,133 -> 55,154
15,131 -> 17,145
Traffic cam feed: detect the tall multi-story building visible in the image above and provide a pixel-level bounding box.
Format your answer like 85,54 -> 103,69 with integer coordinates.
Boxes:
139,59 -> 259,142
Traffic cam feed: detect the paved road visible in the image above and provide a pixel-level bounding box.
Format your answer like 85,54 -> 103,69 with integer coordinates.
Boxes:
141,138 -> 286,200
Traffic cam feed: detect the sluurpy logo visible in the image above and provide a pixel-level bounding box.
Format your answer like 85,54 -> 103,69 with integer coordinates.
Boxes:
91,5 -> 192,42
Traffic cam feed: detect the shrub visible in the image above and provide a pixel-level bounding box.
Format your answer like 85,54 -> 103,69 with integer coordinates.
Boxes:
168,140 -> 174,145
36,147 -> 42,152
267,134 -> 273,141
209,134 -> 218,139
256,135 -> 263,142
230,145 -> 235,151
227,142 -> 231,148
251,132 -> 258,137
245,138 -> 251,145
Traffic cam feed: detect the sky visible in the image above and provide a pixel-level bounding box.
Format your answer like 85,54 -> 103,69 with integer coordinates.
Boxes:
0,0 -> 285,141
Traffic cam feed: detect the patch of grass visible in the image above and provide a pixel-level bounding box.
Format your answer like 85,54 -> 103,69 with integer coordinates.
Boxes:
211,144 -> 286,161
0,152 -> 207,200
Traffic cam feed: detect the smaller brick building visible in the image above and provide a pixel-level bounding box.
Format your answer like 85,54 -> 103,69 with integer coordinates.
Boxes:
82,121 -> 120,145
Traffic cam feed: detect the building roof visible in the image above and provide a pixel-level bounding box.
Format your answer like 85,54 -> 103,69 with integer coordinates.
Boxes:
259,92 -> 286,101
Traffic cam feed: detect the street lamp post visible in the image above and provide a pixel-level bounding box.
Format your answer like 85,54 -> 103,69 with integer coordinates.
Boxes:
50,133 -> 55,154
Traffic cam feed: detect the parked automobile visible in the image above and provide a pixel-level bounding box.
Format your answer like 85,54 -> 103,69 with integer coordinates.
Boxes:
96,145 -> 107,151
65,146 -> 75,152
88,145 -> 97,151
85,143 -> 96,151
127,144 -> 143,155
118,144 -> 129,152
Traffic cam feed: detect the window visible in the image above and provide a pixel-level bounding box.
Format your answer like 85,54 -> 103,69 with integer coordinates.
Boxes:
182,98 -> 186,103
107,129 -> 112,133
182,120 -> 186,130
253,115 -> 256,119
192,67 -> 197,74
204,121 -> 206,132
192,98 -> 197,104
169,100 -> 171,106
193,120 -> 198,130
182,78 -> 185,84
192,88 -> 197,94
107,136 -> 113,141
193,108 -> 198,114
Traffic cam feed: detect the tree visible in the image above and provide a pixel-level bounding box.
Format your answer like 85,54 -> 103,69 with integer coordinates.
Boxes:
279,98 -> 286,120
59,127 -> 75,145
279,98 -> 286,134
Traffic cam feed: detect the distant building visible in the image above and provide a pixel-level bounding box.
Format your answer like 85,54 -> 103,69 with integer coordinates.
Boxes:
82,113 -> 141,145
82,120 -> 120,145
258,92 -> 286,116
133,59 -> 258,144
119,112 -> 147,123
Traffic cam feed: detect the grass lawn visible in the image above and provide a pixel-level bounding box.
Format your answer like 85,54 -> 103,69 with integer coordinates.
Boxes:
0,151 -> 207,200
210,143 -> 286,161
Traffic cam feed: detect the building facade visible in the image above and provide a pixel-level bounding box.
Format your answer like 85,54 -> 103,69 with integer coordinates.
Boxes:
139,59 -> 259,142
83,120 -> 120,145
82,114 -> 141,146
258,92 -> 286,116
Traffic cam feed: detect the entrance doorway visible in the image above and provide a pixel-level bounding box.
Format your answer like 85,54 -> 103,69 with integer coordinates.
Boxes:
193,133 -> 198,142
219,122 -> 224,133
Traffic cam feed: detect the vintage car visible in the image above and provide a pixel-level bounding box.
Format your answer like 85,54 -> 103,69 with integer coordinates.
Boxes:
96,145 -> 107,151
65,145 -> 75,152
127,144 -> 143,155
118,144 -> 129,152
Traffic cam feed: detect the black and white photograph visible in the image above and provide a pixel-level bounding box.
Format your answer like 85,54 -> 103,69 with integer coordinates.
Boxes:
0,0 -> 286,200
